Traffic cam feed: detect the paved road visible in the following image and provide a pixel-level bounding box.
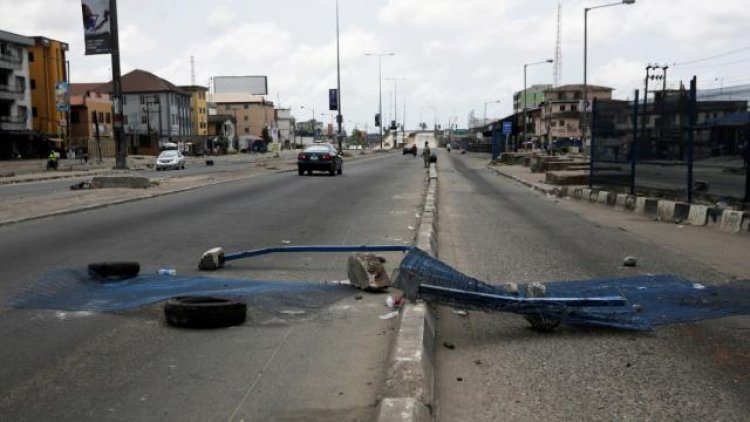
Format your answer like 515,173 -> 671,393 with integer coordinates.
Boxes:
0,152 -> 425,421
435,152 -> 749,421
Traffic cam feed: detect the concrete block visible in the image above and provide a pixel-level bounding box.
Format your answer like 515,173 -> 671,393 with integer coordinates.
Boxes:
687,205 -> 709,226
624,195 -> 637,211
657,200 -> 676,222
720,210 -> 745,233
615,193 -> 628,209
589,190 -> 599,203
635,197 -> 647,214
643,198 -> 659,217
673,202 -> 691,222
597,191 -> 610,205
572,188 -> 583,200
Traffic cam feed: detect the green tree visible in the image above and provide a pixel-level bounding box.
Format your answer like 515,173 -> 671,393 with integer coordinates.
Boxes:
351,129 -> 362,146
261,126 -> 272,144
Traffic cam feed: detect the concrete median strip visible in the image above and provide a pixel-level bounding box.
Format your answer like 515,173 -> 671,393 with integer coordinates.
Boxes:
378,162 -> 438,422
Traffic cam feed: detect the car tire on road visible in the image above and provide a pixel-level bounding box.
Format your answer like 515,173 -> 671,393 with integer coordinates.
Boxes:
298,168 -> 305,176
88,262 -> 141,280
164,297 -> 247,329
329,166 -> 335,176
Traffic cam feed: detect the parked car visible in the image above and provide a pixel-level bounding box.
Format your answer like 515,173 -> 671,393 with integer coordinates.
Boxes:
156,150 -> 185,170
297,144 -> 343,176
403,143 -> 417,156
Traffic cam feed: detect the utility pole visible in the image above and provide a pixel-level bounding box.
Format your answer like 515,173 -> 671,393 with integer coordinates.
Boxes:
365,53 -> 394,149
335,0 -> 343,151
109,0 -> 126,169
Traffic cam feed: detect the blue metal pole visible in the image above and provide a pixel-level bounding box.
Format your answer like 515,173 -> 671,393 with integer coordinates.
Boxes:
224,245 -> 413,262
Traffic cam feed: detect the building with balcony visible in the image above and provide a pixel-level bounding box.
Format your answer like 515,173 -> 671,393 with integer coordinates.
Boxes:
28,36 -> 69,140
97,69 -> 192,155
540,84 -> 613,142
0,29 -> 34,159
69,83 -> 114,158
180,85 -> 208,138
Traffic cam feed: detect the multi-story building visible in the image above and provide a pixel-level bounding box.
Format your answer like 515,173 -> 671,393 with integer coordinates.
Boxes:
210,93 -> 275,140
275,108 -> 294,146
97,69 -> 192,155
540,84 -> 613,142
513,84 -> 552,113
180,85 -> 208,138
28,36 -> 69,140
0,29 -> 33,158
69,83 -> 114,158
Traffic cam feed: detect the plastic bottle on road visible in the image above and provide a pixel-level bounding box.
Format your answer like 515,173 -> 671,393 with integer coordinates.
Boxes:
157,268 -> 177,276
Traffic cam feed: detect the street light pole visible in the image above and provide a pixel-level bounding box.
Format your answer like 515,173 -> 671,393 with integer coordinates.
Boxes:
366,52 -> 394,149
335,0 -> 343,151
385,77 -> 406,147
522,59 -> 553,147
583,0 -> 636,148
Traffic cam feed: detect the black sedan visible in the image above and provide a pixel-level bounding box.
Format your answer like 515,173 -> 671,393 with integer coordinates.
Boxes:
297,144 -> 343,176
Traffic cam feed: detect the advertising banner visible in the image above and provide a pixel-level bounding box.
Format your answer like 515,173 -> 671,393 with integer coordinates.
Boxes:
55,81 -> 69,112
81,0 -> 111,55
329,88 -> 338,111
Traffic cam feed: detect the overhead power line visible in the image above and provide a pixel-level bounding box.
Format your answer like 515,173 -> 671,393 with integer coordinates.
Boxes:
673,45 -> 750,66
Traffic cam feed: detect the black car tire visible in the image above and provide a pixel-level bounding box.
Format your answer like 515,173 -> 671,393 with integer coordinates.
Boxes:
298,168 -> 305,176
164,297 -> 247,329
329,165 -> 336,176
88,262 -> 141,280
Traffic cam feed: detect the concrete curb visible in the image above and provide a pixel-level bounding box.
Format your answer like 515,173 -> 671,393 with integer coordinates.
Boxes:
377,162 -> 438,422
486,164 -> 749,235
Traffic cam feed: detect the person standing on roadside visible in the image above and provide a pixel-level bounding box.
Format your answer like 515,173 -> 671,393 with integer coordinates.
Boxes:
422,141 -> 431,168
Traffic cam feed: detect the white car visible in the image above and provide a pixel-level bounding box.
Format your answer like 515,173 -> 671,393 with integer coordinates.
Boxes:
155,150 -> 185,170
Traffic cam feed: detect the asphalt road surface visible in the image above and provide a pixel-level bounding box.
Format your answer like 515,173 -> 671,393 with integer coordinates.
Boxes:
0,152 -> 426,421
435,152 -> 749,421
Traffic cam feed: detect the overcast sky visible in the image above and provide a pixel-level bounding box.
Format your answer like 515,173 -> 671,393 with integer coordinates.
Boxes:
2,0 -> 749,130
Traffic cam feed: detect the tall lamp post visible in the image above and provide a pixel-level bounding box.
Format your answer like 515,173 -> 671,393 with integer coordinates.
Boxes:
385,77 -> 406,147
583,0 -> 636,148
365,52 -> 395,149
523,59 -> 553,147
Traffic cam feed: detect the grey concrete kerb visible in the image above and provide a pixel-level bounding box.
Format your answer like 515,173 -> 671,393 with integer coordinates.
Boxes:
377,162 -> 438,422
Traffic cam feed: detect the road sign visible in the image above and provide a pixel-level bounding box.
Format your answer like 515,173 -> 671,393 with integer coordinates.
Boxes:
502,121 -> 512,135
329,89 -> 338,111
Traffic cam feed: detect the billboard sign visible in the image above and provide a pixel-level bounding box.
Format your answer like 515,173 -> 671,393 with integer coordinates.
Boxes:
81,0 -> 111,55
213,76 -> 268,95
328,88 -> 338,111
55,81 -> 69,112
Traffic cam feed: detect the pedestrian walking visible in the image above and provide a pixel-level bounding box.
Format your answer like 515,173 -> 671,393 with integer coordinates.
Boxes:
447,143 -> 451,154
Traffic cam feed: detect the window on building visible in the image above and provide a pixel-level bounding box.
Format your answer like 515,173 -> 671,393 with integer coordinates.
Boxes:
30,79 -> 36,90
28,51 -> 34,62
244,128 -> 249,133
123,115 -> 128,124
560,105 -> 566,112
142,115 -> 147,124
571,104 -> 578,111
574,92 -> 582,100
551,121 -> 557,127
140,95 -> 145,105
105,113 -> 111,124
244,104 -> 249,109
244,115 -> 248,121
91,111 -> 97,122
99,112 -> 104,123
71,110 -> 79,124
559,120 -> 565,126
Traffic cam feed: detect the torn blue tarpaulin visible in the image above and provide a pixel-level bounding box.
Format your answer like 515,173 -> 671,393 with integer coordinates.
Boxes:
394,248 -> 750,331
9,269 -> 352,313
9,247 -> 750,331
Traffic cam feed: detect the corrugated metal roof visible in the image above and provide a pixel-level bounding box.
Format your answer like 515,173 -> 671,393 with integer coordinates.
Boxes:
95,69 -> 189,95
